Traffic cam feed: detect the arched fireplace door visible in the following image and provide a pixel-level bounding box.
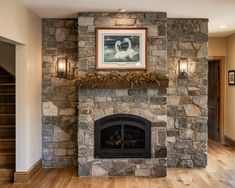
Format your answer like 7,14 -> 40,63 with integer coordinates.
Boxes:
94,114 -> 151,158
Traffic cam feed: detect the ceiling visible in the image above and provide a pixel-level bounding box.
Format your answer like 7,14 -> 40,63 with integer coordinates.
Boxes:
20,0 -> 235,36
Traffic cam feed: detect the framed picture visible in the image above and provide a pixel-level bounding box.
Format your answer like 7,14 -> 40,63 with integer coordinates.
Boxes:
96,27 -> 148,70
228,70 -> 235,85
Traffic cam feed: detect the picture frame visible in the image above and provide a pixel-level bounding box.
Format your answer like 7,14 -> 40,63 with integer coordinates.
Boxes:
228,70 -> 235,85
95,27 -> 148,70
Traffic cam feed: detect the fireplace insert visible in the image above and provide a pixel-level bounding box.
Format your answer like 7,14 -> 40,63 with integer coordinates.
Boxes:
94,114 -> 151,158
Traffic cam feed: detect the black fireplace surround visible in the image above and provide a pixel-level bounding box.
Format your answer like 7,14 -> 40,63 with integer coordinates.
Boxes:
94,114 -> 151,158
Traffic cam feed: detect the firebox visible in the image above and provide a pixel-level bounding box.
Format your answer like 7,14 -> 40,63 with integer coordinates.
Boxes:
94,114 -> 151,158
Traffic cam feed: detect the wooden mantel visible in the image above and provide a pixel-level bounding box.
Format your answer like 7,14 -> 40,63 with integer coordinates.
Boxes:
76,72 -> 169,89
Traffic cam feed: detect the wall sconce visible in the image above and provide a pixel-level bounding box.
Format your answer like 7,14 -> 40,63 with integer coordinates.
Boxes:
57,57 -> 68,78
178,59 -> 188,79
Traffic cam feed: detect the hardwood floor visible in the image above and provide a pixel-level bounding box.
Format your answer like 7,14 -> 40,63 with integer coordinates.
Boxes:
2,140 -> 235,188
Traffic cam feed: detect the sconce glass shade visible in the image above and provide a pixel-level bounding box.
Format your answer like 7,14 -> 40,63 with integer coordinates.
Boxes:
179,59 -> 188,79
57,57 -> 67,78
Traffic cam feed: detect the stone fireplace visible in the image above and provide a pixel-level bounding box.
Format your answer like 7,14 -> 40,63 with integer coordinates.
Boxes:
78,88 -> 167,177
42,12 -> 208,175
76,11 -> 169,177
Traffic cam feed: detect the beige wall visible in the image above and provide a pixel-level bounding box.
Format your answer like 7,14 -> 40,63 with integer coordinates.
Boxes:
208,37 -> 226,57
209,36 -> 235,141
0,41 -> 15,75
225,34 -> 235,140
0,0 -> 42,172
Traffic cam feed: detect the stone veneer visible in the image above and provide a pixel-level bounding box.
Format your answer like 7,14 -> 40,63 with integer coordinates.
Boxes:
42,19 -> 78,167
41,14 -> 208,170
78,89 -> 167,177
77,12 -> 168,177
167,19 -> 208,167
77,12 -> 167,74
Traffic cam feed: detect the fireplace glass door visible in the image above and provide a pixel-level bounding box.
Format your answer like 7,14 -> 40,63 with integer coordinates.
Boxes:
95,114 -> 151,158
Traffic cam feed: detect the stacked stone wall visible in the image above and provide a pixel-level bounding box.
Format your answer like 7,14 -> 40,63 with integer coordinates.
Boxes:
42,19 -> 78,167
41,16 -> 208,169
167,19 -> 208,167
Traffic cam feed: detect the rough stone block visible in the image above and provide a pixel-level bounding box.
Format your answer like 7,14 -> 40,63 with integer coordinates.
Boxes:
167,153 -> 180,168
94,17 -> 116,26
191,121 -> 207,132
147,89 -> 158,96
55,28 -> 70,42
155,146 -> 167,158
150,97 -> 166,105
167,130 -> 180,137
167,96 -> 181,105
98,89 -> 115,96
166,136 -> 176,143
177,87 -> 188,95
176,140 -> 192,149
193,152 -> 207,167
158,88 -> 167,96
195,132 -> 208,141
197,43 -> 208,58
180,160 -> 193,168
167,87 -> 177,95
200,22 -> 208,34
43,56 -> 53,62
115,19 -> 136,26
59,108 -> 76,116
43,101 -> 58,116
128,89 -> 147,96
42,128 -> 54,137
181,128 -> 193,139
153,166 -> 166,177
148,26 -> 158,37
167,106 -> 177,117
184,104 -> 201,117
94,97 -> 107,102
152,121 -> 167,127
115,89 -> 128,97
78,17 -> 94,26
91,165 -> 109,176
53,126 -> 71,142
79,163 -> 91,176
135,169 -> 151,176
179,42 -> 194,50
193,96 -> 207,109
109,162 -> 135,176
43,149 -> 54,161
158,24 -> 166,36
180,96 -> 192,104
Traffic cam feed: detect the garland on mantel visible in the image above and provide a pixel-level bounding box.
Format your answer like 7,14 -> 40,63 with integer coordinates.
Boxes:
76,72 -> 168,89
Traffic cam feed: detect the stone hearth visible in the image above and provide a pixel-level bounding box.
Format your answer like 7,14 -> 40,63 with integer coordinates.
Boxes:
78,88 -> 167,177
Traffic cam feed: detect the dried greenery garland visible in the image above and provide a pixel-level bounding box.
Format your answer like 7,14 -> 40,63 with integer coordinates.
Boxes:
76,72 -> 168,89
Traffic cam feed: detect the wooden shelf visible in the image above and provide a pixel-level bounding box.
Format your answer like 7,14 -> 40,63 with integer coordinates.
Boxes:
77,79 -> 168,89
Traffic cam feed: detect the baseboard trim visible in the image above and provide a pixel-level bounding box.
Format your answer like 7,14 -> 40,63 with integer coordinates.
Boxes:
14,159 -> 42,183
224,136 -> 235,147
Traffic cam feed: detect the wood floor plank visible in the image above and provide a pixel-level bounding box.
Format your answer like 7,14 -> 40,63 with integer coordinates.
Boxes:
4,140 -> 235,188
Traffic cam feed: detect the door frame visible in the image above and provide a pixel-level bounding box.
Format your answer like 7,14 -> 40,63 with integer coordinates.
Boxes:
208,56 -> 226,144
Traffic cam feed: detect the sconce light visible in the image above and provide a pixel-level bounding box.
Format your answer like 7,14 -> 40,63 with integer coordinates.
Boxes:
178,59 -> 188,79
57,57 -> 68,78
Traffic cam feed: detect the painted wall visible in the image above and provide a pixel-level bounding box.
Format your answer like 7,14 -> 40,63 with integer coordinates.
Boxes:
225,34 -> 235,140
208,36 -> 235,141
0,0 -> 42,172
208,37 -> 226,57
0,41 -> 15,75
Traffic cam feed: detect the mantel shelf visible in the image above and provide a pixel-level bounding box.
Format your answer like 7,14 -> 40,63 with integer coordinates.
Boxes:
77,79 -> 169,89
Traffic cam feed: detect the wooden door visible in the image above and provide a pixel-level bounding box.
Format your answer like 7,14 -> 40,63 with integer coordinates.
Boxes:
208,60 -> 220,141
